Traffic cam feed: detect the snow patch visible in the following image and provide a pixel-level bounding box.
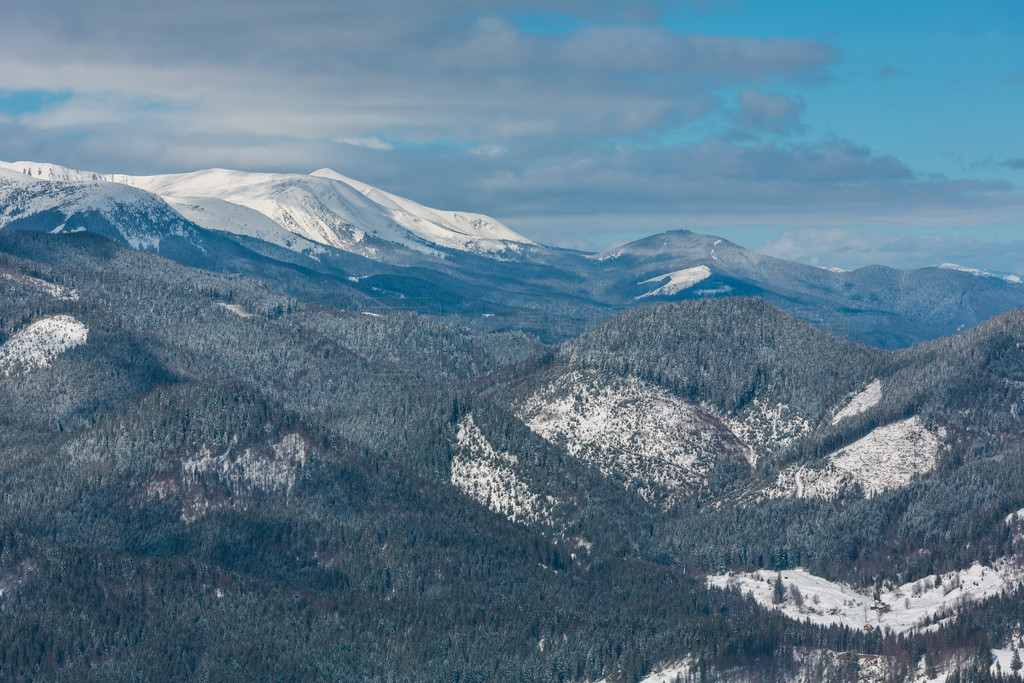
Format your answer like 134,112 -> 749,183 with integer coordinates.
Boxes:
636,265 -> 712,299
0,315 -> 88,376
217,302 -> 254,318
520,371 -> 747,506
451,414 -> 547,524
769,416 -> 940,500
638,659 -> 696,682
831,379 -> 883,425
709,558 -> 1024,634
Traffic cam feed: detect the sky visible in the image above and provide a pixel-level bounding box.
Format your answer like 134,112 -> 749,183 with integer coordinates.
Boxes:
0,0 -> 1022,272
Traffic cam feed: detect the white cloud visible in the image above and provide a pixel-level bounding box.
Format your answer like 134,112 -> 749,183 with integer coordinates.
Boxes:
468,144 -> 507,158
335,136 -> 395,151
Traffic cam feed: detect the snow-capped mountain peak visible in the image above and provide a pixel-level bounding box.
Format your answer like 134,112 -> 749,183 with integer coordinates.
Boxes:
938,262 -> 1023,285
0,160 -> 534,262
310,168 -> 535,252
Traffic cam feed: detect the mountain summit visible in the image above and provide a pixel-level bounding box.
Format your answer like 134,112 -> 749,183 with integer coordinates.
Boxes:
0,161 -> 535,260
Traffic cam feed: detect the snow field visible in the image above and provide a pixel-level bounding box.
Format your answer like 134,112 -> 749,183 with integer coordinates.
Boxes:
708,559 -> 1024,634
0,315 -> 88,376
636,265 -> 712,299
831,379 -> 882,425
451,414 -> 549,525
769,416 -> 940,500
520,371 -> 747,507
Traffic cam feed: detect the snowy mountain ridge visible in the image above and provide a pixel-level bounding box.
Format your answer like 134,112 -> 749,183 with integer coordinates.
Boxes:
0,160 -> 535,261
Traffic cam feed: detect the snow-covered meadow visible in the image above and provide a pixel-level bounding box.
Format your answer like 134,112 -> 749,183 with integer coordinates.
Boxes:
709,559 -> 1024,634
0,315 -> 88,376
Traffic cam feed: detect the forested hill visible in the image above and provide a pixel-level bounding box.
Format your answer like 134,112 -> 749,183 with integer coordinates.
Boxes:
2,231 -> 1024,681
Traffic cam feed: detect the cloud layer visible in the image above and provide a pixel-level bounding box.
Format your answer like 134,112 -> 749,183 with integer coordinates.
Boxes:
759,228 -> 1024,277
0,0 -> 1021,266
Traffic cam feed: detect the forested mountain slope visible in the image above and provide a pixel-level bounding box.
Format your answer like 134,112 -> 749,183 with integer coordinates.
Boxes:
3,231 -> 1024,680
0,232 -> 808,680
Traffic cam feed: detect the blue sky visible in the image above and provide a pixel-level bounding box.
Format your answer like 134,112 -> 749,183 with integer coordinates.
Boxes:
0,0 -> 1021,271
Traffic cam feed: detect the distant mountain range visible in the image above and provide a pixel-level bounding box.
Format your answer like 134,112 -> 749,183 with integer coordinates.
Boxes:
3,159 -> 1024,350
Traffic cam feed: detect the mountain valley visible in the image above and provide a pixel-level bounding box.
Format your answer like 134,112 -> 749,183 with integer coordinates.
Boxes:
2,162 -> 1024,680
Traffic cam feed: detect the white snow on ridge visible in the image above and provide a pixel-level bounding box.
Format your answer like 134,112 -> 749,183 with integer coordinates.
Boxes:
0,315 -> 88,376
0,161 -> 116,183
831,379 -> 882,425
451,414 -> 548,525
709,559 -> 1024,634
769,416 -> 940,500
119,168 -> 389,255
636,265 -> 712,299
311,168 -> 534,254
1,159 -> 536,261
164,195 -> 326,256
939,263 -> 1023,285
520,371 -> 748,506
0,166 -> 193,250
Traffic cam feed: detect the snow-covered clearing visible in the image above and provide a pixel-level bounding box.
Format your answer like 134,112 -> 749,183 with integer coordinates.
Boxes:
0,315 -> 88,376
520,371 -> 747,506
451,414 -> 548,525
709,559 -> 1024,634
832,380 -> 882,425
636,265 -> 711,299
217,302 -> 254,318
769,416 -> 940,500
639,659 -> 695,682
